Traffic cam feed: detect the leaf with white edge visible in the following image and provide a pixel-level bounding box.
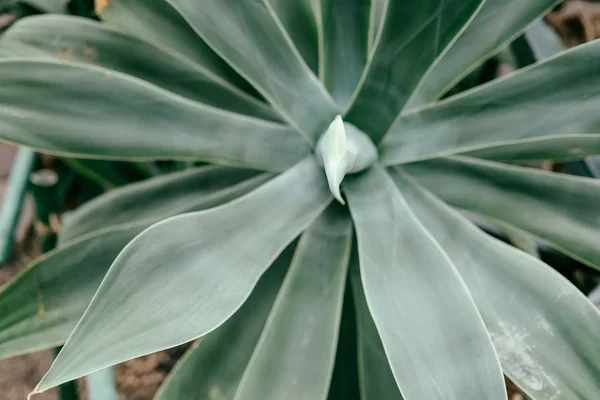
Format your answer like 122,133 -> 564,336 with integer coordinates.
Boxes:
524,19 -> 565,61
349,259 -> 404,400
1,15 -> 278,120
22,0 -> 68,13
344,0 -> 484,142
406,0 -> 560,108
61,166 -> 267,242
382,39 -> 600,165
155,244 -> 295,400
268,0 -> 320,74
168,0 -> 338,142
317,116 -> 377,204
98,0 -> 253,93
391,167 -> 600,400
32,157 -> 332,394
320,0 -> 370,109
403,156 -> 600,269
344,165 -> 506,400
0,59 -> 309,171
234,203 -> 352,400
0,169 -> 269,361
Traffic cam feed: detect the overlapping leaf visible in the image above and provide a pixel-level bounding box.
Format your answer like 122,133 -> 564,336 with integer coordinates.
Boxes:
403,156 -> 600,269
392,168 -> 600,400
234,204 -> 352,400
0,59 -> 308,170
0,168 -> 269,360
382,39 -> 600,165
344,165 -> 506,400
406,0 -> 560,107
345,0 -> 484,142
32,157 -> 332,393
168,0 -> 338,142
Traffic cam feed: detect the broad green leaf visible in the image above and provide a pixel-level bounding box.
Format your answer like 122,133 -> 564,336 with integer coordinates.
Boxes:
344,0 -> 484,142
403,156 -> 600,269
0,59 -> 309,170
0,169 -> 269,361
98,0 -> 253,93
155,244 -> 295,400
382,40 -> 600,165
268,0 -> 319,74
320,0 -> 370,109
391,168 -> 600,400
406,0 -> 560,108
234,204 -> 352,400
1,15 -> 279,120
350,258 -> 403,400
168,0 -> 338,142
344,165 -> 506,400
61,166 -> 266,241
33,157 -> 332,393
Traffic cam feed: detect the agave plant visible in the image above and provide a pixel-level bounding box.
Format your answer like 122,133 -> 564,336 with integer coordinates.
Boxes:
0,0 -> 600,399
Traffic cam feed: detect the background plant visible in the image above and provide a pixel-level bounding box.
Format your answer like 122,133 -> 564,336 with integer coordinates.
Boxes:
0,0 -> 599,399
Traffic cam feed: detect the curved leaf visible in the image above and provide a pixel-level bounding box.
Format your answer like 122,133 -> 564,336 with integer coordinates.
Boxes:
61,166 -> 267,241
403,156 -> 600,269
344,0 -> 484,142
1,15 -> 279,120
350,259 -> 403,400
98,0 -> 253,93
391,168 -> 600,400
382,40 -> 600,165
155,244 -> 295,400
32,157 -> 332,393
234,204 -> 352,400
406,0 -> 560,108
168,0 -> 338,142
0,59 -> 309,170
0,169 -> 269,361
320,0 -> 370,109
344,165 -> 506,400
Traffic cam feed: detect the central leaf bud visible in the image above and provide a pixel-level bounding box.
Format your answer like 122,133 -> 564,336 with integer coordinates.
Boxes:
316,115 -> 378,204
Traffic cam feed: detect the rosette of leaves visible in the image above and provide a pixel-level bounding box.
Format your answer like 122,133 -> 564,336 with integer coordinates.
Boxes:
0,1 -> 599,399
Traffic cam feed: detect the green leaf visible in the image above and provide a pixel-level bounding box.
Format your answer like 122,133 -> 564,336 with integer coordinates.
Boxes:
391,167 -> 600,400
349,258 -> 403,400
268,0 -> 319,74
0,59 -> 309,170
367,0 -> 386,49
21,0 -> 69,13
319,0 -> 370,109
403,156 -> 600,269
234,204 -> 352,400
61,166 -> 268,242
344,0 -> 484,142
0,168 -> 269,361
155,244 -> 295,400
1,15 -> 279,120
344,165 -> 506,400
406,0 -> 560,107
168,0 -> 338,142
98,0 -> 253,93
32,157 -> 332,393
382,40 -> 600,165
